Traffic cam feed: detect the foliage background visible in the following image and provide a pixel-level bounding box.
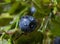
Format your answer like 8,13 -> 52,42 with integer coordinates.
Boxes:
0,0 -> 60,44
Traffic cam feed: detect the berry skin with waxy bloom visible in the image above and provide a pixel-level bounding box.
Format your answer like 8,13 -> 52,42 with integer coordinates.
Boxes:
30,6 -> 36,14
19,15 -> 37,32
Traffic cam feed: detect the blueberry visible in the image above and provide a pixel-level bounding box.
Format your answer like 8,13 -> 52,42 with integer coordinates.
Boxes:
28,6 -> 36,16
19,15 -> 37,32
30,6 -> 36,13
53,37 -> 60,44
28,6 -> 36,15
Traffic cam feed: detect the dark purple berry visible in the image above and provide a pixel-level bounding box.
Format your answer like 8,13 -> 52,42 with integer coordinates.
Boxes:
53,37 -> 60,44
19,15 -> 37,32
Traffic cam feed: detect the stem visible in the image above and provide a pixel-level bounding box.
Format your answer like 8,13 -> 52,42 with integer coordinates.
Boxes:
0,32 -> 5,44
38,18 -> 45,32
40,12 -> 52,33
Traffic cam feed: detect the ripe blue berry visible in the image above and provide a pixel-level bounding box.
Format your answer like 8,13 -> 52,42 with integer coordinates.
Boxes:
53,37 -> 60,44
31,6 -> 36,13
28,6 -> 36,15
19,15 -> 37,32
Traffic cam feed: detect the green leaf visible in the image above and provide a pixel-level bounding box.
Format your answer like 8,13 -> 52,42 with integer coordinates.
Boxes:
5,0 -> 11,3
15,32 -> 43,44
50,15 -> 60,36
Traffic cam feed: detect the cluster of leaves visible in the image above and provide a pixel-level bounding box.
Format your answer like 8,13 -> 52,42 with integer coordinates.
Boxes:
0,0 -> 60,44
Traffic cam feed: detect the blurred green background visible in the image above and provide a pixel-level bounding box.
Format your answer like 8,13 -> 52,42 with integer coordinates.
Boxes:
0,0 -> 60,44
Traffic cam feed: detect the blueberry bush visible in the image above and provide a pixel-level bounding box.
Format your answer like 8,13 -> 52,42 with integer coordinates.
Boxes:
0,0 -> 60,44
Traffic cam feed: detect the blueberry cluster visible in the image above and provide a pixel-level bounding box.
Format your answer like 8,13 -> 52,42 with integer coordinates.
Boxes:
19,15 -> 37,32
